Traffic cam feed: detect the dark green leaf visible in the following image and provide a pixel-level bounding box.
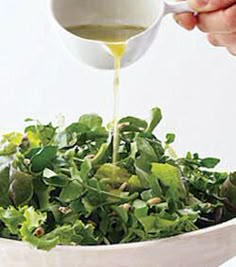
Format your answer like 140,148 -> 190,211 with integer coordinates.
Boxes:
43,168 -> 69,187
135,136 -> 157,162
9,169 -> 33,207
33,179 -> 51,210
200,158 -> 220,168
43,175 -> 68,187
65,123 -> 89,136
119,116 -> 148,132
0,165 -> 11,207
30,146 -> 58,173
112,206 -> 129,223
220,172 -> 236,208
165,133 -> 176,145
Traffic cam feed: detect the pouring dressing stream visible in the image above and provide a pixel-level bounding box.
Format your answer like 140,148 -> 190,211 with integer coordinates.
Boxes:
66,25 -> 146,163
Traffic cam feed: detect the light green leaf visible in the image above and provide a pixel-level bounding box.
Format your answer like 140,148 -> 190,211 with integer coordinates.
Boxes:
127,175 -> 143,192
146,107 -> 162,133
23,206 -> 47,230
79,114 -> 102,130
138,216 -> 156,233
133,200 -> 148,218
0,132 -> 23,156
151,163 -> 187,200
0,206 -> 25,234
95,163 -> 131,187
19,207 -> 58,251
59,180 -> 83,202
80,159 -> 92,181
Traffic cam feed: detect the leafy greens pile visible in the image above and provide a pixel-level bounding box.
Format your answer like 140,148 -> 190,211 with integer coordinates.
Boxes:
0,107 -> 235,251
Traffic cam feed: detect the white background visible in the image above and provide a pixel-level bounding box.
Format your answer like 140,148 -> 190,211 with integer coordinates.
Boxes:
0,0 -> 236,170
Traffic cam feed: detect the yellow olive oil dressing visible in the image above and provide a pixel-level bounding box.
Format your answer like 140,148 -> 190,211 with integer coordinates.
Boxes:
66,25 -> 146,163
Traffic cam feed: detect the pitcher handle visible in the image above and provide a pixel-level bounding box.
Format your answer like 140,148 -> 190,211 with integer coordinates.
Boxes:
164,1 -> 194,14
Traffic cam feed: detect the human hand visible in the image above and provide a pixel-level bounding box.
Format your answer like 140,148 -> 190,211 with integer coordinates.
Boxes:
174,0 -> 236,55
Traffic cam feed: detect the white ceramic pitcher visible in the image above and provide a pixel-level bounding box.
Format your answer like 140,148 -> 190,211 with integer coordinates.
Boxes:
50,0 -> 193,69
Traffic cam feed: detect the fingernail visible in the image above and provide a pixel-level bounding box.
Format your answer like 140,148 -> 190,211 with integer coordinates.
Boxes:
173,15 -> 192,31
173,15 -> 183,26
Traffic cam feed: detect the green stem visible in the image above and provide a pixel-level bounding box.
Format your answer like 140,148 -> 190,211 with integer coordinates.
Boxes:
91,143 -> 109,165
82,182 -> 138,201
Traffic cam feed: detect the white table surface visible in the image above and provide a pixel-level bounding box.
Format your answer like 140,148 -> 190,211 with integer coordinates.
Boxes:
220,257 -> 236,267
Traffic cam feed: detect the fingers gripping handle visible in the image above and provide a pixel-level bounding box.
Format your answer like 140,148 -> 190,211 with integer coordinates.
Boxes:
164,1 -> 194,14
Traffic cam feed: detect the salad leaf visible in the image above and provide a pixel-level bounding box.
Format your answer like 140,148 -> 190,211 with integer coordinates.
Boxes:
95,163 -> 131,187
146,107 -> 162,133
119,116 -> 148,132
0,206 -> 25,235
0,132 -> 23,156
59,180 -> 83,202
9,169 -> 33,207
200,157 -> 220,169
165,133 -> 176,145
0,165 -> 11,207
79,114 -> 103,130
29,146 -> 58,173
152,163 -> 187,199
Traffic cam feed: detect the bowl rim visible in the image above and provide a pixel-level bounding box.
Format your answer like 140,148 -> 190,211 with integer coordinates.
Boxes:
1,217 -> 236,252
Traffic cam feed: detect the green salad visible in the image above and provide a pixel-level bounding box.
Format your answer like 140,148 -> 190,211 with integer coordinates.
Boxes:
0,107 -> 235,251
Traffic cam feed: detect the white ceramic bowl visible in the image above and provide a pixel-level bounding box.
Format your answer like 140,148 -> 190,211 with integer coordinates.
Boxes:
1,218 -> 236,267
50,0 -> 192,69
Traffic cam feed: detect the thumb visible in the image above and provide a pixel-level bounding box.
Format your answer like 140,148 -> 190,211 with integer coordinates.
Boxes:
189,0 -> 236,12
